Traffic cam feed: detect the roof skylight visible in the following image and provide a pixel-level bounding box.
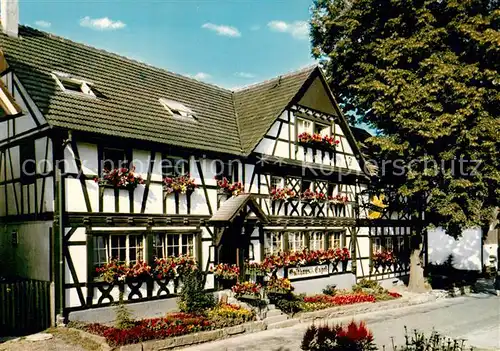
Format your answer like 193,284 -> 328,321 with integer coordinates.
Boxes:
159,98 -> 196,121
53,73 -> 96,97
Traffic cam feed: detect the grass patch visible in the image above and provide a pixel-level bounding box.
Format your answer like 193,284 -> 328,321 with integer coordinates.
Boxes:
46,327 -> 103,351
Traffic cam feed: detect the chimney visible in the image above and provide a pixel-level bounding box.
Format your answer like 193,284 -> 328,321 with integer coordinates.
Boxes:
1,0 -> 19,37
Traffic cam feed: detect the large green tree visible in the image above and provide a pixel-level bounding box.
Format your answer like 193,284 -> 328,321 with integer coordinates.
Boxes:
311,0 -> 499,290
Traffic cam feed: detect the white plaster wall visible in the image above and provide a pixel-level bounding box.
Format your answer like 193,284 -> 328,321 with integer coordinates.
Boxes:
0,221 -> 52,281
427,227 -> 482,271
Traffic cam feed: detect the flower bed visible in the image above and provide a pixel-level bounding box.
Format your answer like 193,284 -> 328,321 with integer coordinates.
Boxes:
74,304 -> 256,347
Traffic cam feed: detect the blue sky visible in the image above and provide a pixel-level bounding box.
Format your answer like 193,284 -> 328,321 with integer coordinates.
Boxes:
22,0 -> 316,89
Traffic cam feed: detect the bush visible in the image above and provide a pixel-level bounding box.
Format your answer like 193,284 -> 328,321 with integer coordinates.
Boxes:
301,321 -> 377,351
322,284 -> 337,296
177,271 -> 215,314
271,293 -> 304,315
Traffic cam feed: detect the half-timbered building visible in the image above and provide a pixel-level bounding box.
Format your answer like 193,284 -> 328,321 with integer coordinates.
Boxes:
0,5 -> 414,322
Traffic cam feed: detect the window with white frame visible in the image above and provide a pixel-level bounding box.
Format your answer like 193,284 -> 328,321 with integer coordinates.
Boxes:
163,156 -> 189,177
296,118 -> 313,134
288,232 -> 305,252
159,98 -> 196,121
264,232 -> 283,256
385,237 -> 394,251
396,236 -> 405,253
93,236 -> 108,267
93,234 -> 144,266
373,237 -> 382,252
314,122 -> 330,136
271,176 -> 284,190
310,232 -> 324,250
166,233 -> 194,257
53,73 -> 96,97
329,231 -> 343,249
153,234 -> 165,259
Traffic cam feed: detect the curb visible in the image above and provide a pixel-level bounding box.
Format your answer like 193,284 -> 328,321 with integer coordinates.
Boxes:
68,294 -> 440,350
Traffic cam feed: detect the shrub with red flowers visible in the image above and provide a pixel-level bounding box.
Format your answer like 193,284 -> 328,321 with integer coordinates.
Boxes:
95,166 -> 144,190
372,250 -> 396,268
152,255 -> 198,280
231,281 -> 262,298
297,132 -> 340,151
270,187 -> 297,201
329,194 -> 349,204
216,177 -> 244,196
163,175 -> 197,194
388,291 -> 402,298
212,263 -> 240,280
301,321 -> 376,351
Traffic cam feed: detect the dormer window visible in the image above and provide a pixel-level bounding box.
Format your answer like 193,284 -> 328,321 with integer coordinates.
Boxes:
159,98 -> 196,121
53,73 -> 96,97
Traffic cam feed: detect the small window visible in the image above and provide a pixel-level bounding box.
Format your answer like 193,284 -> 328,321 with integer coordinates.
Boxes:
53,73 -> 96,97
166,233 -> 194,257
271,176 -> 284,190
301,180 -> 312,193
163,157 -> 189,177
103,148 -> 127,171
373,237 -> 382,252
385,237 -> 393,251
153,234 -> 165,259
93,236 -> 108,267
310,232 -> 324,250
111,235 -> 127,262
264,232 -> 283,256
20,140 -> 36,185
297,118 -> 313,134
314,122 -> 330,136
288,232 -> 305,252
128,235 -> 144,264
159,98 -> 196,121
330,232 -> 343,249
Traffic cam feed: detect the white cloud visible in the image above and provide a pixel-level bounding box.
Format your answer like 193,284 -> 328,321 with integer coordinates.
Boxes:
235,72 -> 255,79
201,23 -> 241,37
190,72 -> 211,80
34,20 -> 51,28
267,20 -> 309,40
80,16 -> 126,31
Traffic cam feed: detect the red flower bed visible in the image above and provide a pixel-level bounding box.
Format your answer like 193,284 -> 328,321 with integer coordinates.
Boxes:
303,293 -> 376,305
83,313 -> 212,347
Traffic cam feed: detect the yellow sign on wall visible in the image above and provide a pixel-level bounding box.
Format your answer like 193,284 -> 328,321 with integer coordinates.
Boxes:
367,194 -> 388,219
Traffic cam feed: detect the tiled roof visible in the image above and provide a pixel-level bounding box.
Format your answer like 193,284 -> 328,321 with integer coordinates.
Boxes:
234,66 -> 315,153
0,26 -> 317,156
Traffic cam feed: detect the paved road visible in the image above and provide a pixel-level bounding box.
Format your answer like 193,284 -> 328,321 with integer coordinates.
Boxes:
181,294 -> 500,351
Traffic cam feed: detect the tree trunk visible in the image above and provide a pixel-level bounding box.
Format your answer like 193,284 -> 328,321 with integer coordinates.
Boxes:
408,230 -> 430,292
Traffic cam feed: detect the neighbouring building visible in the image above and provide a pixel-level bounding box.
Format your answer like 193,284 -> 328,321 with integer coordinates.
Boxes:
0,1 -> 418,322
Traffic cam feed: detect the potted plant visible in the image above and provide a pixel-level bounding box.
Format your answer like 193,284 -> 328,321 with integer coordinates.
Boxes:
213,263 -> 240,289
231,281 -> 262,300
265,277 -> 294,296
95,259 -> 129,284
372,250 -> 395,271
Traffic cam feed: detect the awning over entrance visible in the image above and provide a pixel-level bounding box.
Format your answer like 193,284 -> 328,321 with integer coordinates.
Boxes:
208,194 -> 269,225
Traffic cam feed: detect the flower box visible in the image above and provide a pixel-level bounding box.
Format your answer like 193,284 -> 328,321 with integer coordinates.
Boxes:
217,177 -> 244,196
163,175 -> 197,194
95,166 -> 144,190
297,132 -> 340,151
